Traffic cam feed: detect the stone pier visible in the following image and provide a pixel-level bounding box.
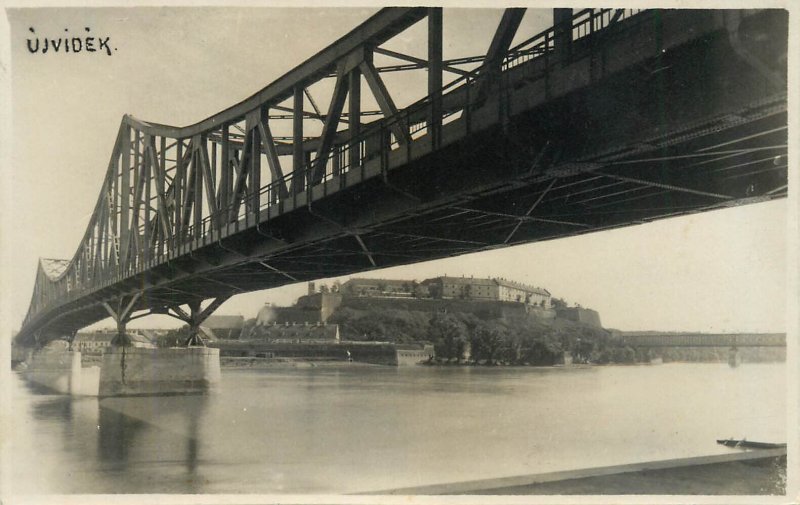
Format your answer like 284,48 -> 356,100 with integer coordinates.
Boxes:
728,347 -> 742,367
26,348 -> 82,394
99,347 -> 221,397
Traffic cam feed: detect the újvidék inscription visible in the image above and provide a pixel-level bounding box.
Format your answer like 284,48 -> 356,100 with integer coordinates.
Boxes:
27,27 -> 115,55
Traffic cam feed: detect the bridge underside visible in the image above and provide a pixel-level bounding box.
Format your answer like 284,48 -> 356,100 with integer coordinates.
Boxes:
19,9 -> 787,345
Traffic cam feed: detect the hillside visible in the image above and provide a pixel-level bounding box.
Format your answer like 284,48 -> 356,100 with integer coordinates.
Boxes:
326,302 -> 616,365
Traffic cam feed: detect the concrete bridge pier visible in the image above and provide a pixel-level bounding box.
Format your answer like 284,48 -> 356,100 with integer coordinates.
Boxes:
728,346 -> 742,367
97,294 -> 226,397
101,293 -> 141,347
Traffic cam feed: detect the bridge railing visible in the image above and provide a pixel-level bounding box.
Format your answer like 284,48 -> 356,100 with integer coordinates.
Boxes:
186,8 -> 649,245
21,8 -> 648,336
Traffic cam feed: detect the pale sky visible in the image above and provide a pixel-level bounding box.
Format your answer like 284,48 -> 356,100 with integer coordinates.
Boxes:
0,6 -> 792,335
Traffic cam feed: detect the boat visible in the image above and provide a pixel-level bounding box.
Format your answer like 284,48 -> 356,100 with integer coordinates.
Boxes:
716,438 -> 786,450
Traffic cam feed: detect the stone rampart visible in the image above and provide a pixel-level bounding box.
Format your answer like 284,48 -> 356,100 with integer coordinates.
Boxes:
555,307 -> 602,327
341,296 -> 556,322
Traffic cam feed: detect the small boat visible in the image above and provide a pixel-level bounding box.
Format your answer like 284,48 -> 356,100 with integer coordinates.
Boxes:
716,438 -> 786,450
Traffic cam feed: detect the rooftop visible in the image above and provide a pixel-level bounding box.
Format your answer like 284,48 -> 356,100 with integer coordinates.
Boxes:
424,276 -> 551,296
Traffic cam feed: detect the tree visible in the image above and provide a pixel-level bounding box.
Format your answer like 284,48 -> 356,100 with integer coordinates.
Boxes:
240,318 -> 257,339
551,297 -> 567,309
523,339 -> 562,366
469,322 -> 504,365
157,325 -> 190,347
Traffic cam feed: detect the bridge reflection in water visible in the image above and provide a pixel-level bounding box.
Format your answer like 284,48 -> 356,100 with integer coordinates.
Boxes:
14,7 -> 787,347
7,363 -> 786,494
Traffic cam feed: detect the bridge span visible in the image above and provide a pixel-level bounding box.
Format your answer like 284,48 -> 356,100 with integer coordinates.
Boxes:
16,8 -> 787,346
618,333 -> 786,348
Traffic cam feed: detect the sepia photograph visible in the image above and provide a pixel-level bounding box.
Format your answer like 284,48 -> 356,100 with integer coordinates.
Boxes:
0,1 -> 796,501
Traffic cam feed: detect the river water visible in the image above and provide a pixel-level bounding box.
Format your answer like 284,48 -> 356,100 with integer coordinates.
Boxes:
4,362 -> 786,494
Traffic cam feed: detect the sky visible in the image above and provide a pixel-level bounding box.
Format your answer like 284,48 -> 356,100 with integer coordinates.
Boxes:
0,6 -> 793,336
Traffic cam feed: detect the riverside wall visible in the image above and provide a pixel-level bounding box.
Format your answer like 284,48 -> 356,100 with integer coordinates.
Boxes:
212,340 -> 431,366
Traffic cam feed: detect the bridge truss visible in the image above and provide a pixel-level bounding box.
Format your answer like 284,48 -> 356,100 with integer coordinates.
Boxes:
17,7 -> 788,346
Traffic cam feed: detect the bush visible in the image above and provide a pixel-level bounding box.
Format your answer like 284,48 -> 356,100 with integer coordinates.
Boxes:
429,314 -> 468,362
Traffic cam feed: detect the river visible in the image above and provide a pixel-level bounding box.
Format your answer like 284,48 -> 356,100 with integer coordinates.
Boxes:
3,362 -> 786,494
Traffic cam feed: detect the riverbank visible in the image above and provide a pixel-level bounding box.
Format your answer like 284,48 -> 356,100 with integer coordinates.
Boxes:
375,449 -> 787,495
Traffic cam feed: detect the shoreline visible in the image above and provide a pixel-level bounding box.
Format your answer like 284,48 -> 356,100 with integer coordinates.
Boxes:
218,356 -> 785,370
220,356 -> 382,369
368,449 -> 787,495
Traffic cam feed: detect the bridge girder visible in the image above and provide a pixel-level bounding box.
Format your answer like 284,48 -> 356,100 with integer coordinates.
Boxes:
15,8 -> 788,347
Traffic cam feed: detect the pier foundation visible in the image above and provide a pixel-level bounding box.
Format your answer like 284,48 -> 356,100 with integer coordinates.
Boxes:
27,348 -> 82,394
99,346 -> 221,397
728,346 -> 742,367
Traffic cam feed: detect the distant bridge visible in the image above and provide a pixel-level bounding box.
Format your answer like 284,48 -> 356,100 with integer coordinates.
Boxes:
618,333 -> 786,348
16,8 -> 787,346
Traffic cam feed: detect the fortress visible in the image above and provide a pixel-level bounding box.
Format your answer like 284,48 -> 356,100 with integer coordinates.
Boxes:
253,277 -> 601,330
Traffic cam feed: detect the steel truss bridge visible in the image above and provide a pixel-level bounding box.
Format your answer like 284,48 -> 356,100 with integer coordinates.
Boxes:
16,8 -> 788,346
618,333 -> 786,348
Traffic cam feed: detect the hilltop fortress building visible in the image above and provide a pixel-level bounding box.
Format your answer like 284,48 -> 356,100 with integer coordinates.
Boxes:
339,276 -> 551,306
420,276 -> 551,306
256,276 -> 558,327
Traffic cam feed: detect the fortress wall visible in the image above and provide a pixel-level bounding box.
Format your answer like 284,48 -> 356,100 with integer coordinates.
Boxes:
555,307 -> 602,327
341,296 -> 559,320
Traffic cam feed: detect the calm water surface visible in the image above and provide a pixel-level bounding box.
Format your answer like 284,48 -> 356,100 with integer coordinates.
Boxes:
5,362 -> 786,494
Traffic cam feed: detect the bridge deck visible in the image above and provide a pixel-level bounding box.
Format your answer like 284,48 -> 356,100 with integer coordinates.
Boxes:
17,8 -> 787,344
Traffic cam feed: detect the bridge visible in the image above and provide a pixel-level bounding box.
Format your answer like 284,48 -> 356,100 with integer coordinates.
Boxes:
16,8 -> 788,347
618,333 -> 786,348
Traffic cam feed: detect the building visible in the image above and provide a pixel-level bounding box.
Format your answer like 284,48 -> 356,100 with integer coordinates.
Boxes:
340,278 -> 419,298
396,344 -> 435,366
421,276 -> 551,306
72,332 -> 112,354
72,330 -> 155,354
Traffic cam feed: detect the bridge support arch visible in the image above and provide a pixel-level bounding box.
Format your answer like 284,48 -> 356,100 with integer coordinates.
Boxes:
162,295 -> 232,346
101,293 -> 142,347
